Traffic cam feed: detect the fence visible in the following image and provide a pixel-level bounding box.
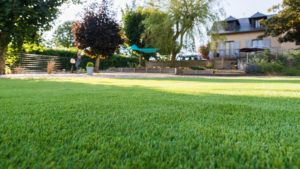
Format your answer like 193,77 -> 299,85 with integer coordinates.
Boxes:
18,54 -> 69,73
106,67 -> 176,74
146,59 -> 238,70
214,48 -> 298,59
146,60 -> 207,68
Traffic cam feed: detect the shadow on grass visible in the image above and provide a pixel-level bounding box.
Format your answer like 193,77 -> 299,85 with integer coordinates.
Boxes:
1,78 -> 300,168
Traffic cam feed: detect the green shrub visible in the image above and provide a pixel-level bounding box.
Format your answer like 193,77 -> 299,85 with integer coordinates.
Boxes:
86,62 -> 94,67
5,44 -> 21,67
283,68 -> 300,76
206,62 -> 214,69
101,54 -> 139,70
258,62 -> 284,73
190,66 -> 206,70
6,43 -> 139,71
245,64 -> 263,74
281,50 -> 300,75
5,66 -> 12,74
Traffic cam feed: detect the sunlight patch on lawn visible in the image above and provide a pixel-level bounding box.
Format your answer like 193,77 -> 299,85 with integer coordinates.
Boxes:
44,77 -> 300,98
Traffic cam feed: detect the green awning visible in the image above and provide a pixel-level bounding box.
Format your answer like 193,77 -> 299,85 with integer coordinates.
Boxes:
130,44 -> 158,54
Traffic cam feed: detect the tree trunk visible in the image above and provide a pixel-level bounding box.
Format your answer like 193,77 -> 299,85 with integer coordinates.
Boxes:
95,56 -> 101,73
0,47 -> 7,75
139,55 -> 143,67
171,51 -> 177,68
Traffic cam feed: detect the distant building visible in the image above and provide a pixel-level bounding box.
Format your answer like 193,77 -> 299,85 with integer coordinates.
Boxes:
212,12 -> 300,58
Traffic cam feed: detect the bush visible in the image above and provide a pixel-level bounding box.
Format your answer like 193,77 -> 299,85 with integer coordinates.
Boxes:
190,66 -> 206,70
86,62 -> 94,67
5,66 -> 12,74
258,62 -> 284,74
245,64 -> 263,74
6,43 -> 139,71
101,54 -> 139,70
283,68 -> 300,76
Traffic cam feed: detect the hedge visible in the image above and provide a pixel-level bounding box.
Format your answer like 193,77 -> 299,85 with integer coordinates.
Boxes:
26,48 -> 139,70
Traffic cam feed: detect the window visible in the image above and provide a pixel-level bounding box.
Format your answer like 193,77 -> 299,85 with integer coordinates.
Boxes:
255,20 -> 261,28
225,41 -> 235,56
226,21 -> 239,31
251,19 -> 264,29
252,39 -> 264,48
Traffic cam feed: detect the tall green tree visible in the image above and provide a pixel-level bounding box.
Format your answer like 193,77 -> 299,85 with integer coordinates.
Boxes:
150,0 -> 220,62
72,1 -> 124,72
53,21 -> 75,48
143,9 -> 176,56
0,0 -> 80,74
262,0 -> 300,43
122,7 -> 156,66
122,8 -> 145,47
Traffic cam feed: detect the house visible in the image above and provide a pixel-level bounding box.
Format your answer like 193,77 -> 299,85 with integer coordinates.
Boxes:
213,12 -> 300,58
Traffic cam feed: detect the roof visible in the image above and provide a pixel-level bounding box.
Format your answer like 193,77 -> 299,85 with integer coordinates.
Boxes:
250,12 -> 267,18
215,13 -> 276,35
225,16 -> 238,21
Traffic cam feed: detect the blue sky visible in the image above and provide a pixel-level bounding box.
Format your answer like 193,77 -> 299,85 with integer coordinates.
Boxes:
45,0 -> 283,45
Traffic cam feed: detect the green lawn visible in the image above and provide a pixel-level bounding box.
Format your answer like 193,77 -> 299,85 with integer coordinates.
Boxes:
1,77 -> 300,168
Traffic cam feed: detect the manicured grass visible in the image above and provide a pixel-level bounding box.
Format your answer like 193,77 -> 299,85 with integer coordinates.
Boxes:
1,77 -> 300,168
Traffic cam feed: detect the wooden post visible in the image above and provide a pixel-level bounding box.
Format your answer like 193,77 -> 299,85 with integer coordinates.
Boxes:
222,57 -> 224,69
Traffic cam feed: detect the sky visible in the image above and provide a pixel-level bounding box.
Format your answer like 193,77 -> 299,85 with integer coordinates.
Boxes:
44,0 -> 283,47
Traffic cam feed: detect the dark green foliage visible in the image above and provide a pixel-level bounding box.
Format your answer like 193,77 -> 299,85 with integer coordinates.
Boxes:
53,21 -> 75,48
190,66 -> 206,70
258,62 -> 284,74
283,68 -> 300,76
245,64 -> 263,74
246,50 -> 300,75
101,54 -> 139,70
143,9 -> 176,55
1,77 -> 300,168
0,0 -> 81,74
282,51 -> 300,75
25,48 -> 138,70
261,0 -> 300,43
122,8 -> 146,47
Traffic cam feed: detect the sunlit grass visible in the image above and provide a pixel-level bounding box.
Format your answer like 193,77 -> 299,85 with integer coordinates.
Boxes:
1,77 -> 300,168
47,77 -> 300,98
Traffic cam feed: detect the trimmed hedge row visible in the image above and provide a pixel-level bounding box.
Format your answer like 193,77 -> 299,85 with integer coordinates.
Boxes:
28,48 -> 139,70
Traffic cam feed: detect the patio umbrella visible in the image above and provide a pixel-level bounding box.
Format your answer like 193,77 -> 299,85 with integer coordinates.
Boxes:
130,44 -> 159,54
239,48 -> 265,63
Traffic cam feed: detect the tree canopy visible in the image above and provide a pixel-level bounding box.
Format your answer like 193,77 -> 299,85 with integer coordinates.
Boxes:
122,0 -> 220,63
122,8 -> 146,47
0,0 -> 80,74
167,0 -> 220,61
72,1 -> 124,72
143,8 -> 176,55
53,21 -> 75,48
262,0 -> 300,43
